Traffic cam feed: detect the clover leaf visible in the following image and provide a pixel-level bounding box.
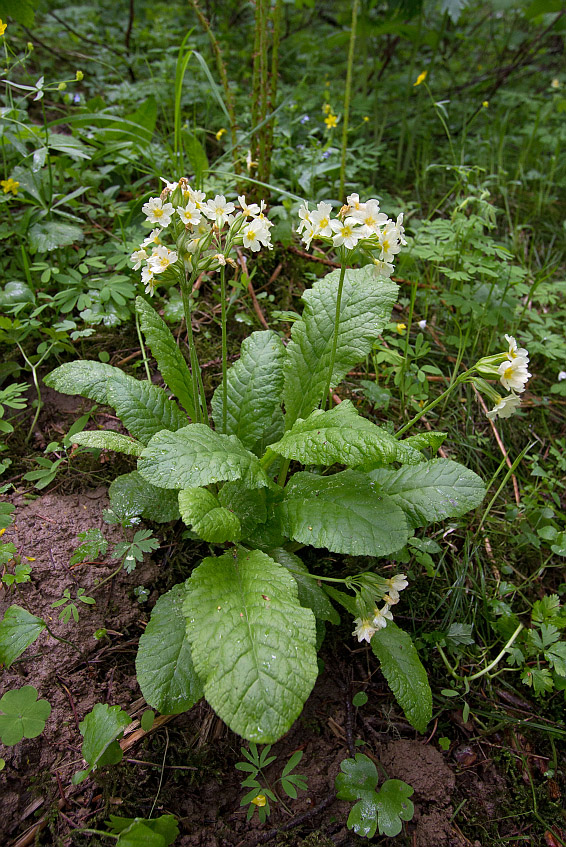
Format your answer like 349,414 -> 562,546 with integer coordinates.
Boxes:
0,686 -> 51,746
335,753 -> 414,838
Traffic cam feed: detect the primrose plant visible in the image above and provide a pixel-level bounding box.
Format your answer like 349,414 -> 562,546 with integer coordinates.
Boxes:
42,180 -> 528,745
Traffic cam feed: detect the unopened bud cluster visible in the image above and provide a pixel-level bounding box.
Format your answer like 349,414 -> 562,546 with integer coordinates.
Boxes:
297,193 -> 406,279
131,178 -> 273,294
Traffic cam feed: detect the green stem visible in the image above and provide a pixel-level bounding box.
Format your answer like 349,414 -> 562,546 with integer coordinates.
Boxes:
220,265 -> 228,433
91,561 -> 124,592
44,622 -> 84,657
395,369 -> 474,438
321,256 -> 347,411
180,272 -> 207,425
464,623 -> 524,682
135,309 -> 152,382
339,0 -> 359,201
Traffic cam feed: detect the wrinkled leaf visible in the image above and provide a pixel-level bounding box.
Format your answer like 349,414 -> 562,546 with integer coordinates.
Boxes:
371,622 -> 431,732
0,605 -> 46,668
178,487 -> 241,543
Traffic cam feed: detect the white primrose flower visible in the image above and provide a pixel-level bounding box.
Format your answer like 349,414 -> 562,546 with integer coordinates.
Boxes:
373,260 -> 395,279
242,218 -> 272,252
505,334 -> 529,362
297,201 -> 311,235
142,229 -> 162,249
486,393 -> 522,420
185,186 -> 206,208
497,356 -> 531,393
130,248 -> 148,270
346,193 -> 365,213
310,201 -> 334,238
203,194 -> 235,228
388,574 -> 409,593
330,217 -> 362,249
352,617 -> 376,643
301,222 -> 316,249
238,194 -> 261,218
142,197 -> 175,227
351,198 -> 388,234
377,220 -> 403,262
371,604 -> 394,630
160,178 -> 179,192
141,266 -> 154,295
176,201 -> 202,227
147,245 -> 178,274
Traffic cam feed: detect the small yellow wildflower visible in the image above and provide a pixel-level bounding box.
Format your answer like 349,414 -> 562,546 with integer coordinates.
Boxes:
363,115 -> 370,122
0,19 -> 7,37
551,78 -> 560,89
215,128 -> 226,140
76,70 -> 84,81
396,322 -> 407,334
1,178 -> 19,195
251,794 -> 266,807
324,113 -> 338,129
413,70 -> 427,87
322,103 -> 331,114
0,528 -> 5,537
482,100 -> 489,108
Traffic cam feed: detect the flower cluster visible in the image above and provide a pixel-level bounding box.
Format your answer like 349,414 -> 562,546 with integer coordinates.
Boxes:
475,334 -> 531,421
131,178 -> 273,294
297,194 -> 406,278
352,574 -> 409,644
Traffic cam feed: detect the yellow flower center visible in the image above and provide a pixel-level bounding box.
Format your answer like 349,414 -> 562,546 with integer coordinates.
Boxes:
153,207 -> 163,218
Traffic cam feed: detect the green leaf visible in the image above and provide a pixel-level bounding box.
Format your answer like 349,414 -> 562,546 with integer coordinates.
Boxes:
370,459 -> 486,528
283,267 -> 398,427
106,376 -> 187,445
136,296 -> 196,419
70,528 -> 108,565
28,221 -> 83,252
106,815 -> 179,847
0,605 -> 46,668
113,530 -> 160,573
218,481 -> 267,538
0,686 -> 51,745
72,431 -> 144,457
178,487 -> 242,543
109,472 -> 181,524
401,431 -> 447,454
271,400 -> 422,467
269,547 -> 340,625
375,780 -> 415,837
545,642 -> 566,677
44,361 -> 122,405
138,425 -> 270,490
279,470 -> 408,557
0,0 -> 38,27
136,582 -> 203,714
371,622 -> 432,732
335,754 -> 414,839
211,330 -> 285,452
184,548 -> 318,742
73,703 -> 131,784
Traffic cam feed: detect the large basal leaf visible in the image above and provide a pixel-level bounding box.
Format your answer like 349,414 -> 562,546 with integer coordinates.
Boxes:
217,481 -> 267,538
136,296 -> 196,419
0,605 -> 46,668
109,472 -> 180,523
269,547 -> 340,625
29,221 -> 83,252
279,470 -> 409,557
370,458 -> 486,528
211,330 -> 285,451
44,360 -> 122,405
184,548 -> 318,742
178,487 -> 241,543
107,376 -> 187,445
271,400 -> 422,467
138,425 -> 270,490
371,622 -> 432,733
72,431 -> 144,457
136,582 -> 203,715
283,267 -> 397,427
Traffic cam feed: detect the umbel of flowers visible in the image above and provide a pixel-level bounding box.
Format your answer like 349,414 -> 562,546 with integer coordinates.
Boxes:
297,193 -> 406,279
131,179 -> 273,297
131,179 -> 274,433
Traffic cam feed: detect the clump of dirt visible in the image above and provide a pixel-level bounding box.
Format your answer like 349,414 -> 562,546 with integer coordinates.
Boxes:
0,487 -> 161,840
